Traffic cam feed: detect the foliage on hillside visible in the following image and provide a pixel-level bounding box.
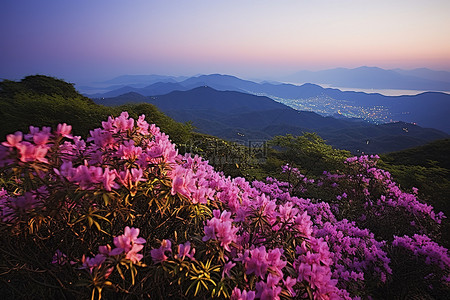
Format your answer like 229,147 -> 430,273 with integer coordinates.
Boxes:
266,133 -> 351,177
379,139 -> 450,217
381,138 -> 450,170
0,113 -> 448,299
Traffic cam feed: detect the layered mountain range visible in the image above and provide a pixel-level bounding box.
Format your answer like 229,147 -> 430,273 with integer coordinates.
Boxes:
87,73 -> 450,134
94,86 -> 448,154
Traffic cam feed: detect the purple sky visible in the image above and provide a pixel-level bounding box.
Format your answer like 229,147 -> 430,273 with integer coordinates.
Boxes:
1,0 -> 450,83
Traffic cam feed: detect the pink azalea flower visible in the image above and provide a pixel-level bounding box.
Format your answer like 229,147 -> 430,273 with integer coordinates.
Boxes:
283,276 -> 297,296
170,166 -> 196,198
102,168 -> 119,191
222,261 -> 236,278
99,244 -> 123,256
245,246 -> 269,279
56,123 -> 73,139
16,142 -> 49,163
33,131 -> 51,145
231,287 -> 256,300
126,244 -> 145,263
52,249 -> 68,265
137,115 -> 150,135
113,112 -> 134,132
151,239 -> 172,264
81,254 -> 106,273
176,241 -> 195,261
112,227 -> 146,263
2,131 -> 23,147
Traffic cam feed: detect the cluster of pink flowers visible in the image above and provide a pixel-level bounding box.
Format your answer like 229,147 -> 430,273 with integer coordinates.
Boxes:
1,112 -> 449,299
343,155 -> 445,223
81,226 -> 146,274
203,210 -> 239,252
1,127 -> 51,163
393,234 -> 450,272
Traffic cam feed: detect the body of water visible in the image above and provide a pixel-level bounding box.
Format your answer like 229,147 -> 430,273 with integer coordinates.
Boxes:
317,84 -> 450,96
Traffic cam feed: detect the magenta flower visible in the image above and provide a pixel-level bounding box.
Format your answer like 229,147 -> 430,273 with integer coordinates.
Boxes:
81,254 -> 106,273
117,140 -> 143,161
112,226 -> 146,263
52,249 -> 68,265
267,248 -> 286,277
99,244 -> 119,256
175,241 -> 196,261
202,210 -> 238,251
151,239 -> 172,264
231,287 -> 256,300
33,131 -> 51,145
222,261 -> 236,278
170,166 -> 196,198
113,112 -> 134,132
70,165 -> 103,190
245,246 -> 269,279
118,168 -> 146,192
283,276 -> 297,296
255,280 -> 282,300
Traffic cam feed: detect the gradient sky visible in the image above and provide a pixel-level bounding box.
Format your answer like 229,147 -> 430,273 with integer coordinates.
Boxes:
1,0 -> 450,83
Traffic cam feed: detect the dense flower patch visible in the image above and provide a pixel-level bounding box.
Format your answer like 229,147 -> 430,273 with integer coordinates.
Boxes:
0,112 -> 448,299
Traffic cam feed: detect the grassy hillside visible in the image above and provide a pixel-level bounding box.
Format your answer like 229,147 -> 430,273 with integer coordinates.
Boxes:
379,139 -> 450,216
0,76 -> 192,145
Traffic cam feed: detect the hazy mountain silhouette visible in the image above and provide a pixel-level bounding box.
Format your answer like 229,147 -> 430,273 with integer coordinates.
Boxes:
283,66 -> 450,91
98,74 -> 188,85
94,86 -> 448,154
392,68 -> 450,84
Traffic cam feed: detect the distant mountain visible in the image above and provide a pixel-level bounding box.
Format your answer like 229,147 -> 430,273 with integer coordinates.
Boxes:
90,82 -> 189,98
283,66 -> 450,91
94,87 -> 448,154
98,74 -> 188,86
392,68 -> 450,84
77,75 -> 190,96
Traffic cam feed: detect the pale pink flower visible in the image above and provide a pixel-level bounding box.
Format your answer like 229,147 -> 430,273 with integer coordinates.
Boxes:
102,168 -> 119,191
2,131 -> 23,147
137,115 -> 150,135
16,142 -> 49,163
56,123 -> 73,139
